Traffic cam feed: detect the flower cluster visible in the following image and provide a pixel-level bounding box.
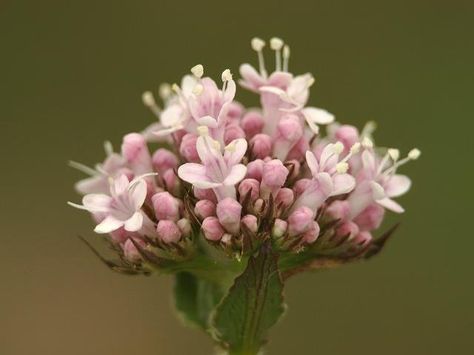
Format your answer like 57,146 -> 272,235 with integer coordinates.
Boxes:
69,37 -> 420,273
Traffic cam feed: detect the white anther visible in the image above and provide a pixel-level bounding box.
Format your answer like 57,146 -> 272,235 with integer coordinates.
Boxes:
197,126 -> 209,136
362,137 -> 374,149
251,37 -> 266,51
172,83 -> 181,93
370,181 -> 386,200
212,139 -> 221,151
142,91 -> 156,107
192,83 -> 204,95
191,64 -> 204,78
333,142 -> 344,155
388,148 -> 400,161
270,37 -> 284,50
225,141 -> 236,153
350,142 -> 361,154
408,148 -> 421,160
336,162 -> 349,174
159,83 -> 172,100
307,75 -> 315,87
104,141 -> 114,156
221,69 -> 233,82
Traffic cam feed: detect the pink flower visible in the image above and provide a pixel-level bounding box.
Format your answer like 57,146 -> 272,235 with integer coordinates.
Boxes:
178,129 -> 247,200
68,174 -> 155,234
157,220 -> 182,243
202,216 -> 225,241
216,198 -> 243,235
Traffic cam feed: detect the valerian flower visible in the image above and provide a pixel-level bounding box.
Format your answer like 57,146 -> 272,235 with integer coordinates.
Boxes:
69,37 -> 421,355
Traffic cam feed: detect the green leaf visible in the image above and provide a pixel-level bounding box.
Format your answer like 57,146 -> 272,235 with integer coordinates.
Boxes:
173,272 -> 224,331
212,241 -> 286,354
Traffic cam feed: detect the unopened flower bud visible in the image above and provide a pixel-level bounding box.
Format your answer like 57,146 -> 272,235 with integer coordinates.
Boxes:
241,111 -> 264,137
293,178 -> 313,196
121,133 -> 153,173
246,159 -> 265,181
335,125 -> 359,150
157,220 -> 182,243
251,134 -> 272,159
275,187 -> 294,208
277,115 -> 303,142
179,133 -> 199,162
177,218 -> 192,236
326,200 -> 350,221
352,231 -> 372,246
152,148 -> 178,173
193,187 -> 217,202
152,192 -> 180,221
238,178 -> 260,201
202,216 -> 225,241
272,219 -> 288,238
288,206 -> 314,236
261,159 -> 289,196
302,221 -> 320,244
224,124 -> 246,144
194,200 -> 216,219
336,221 -> 360,239
123,238 -> 144,263
216,198 -> 242,234
162,169 -> 178,192
353,204 -> 385,231
241,214 -> 258,233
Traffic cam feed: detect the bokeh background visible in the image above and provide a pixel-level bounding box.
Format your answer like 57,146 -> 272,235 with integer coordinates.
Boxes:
1,0 -> 473,354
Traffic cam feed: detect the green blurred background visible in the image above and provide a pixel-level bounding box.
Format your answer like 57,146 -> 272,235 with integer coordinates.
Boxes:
1,0 -> 472,354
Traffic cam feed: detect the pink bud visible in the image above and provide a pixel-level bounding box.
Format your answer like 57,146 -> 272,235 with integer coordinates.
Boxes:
286,137 -> 310,161
302,221 -> 320,244
224,124 -> 246,145
227,102 -> 244,121
162,169 -> 178,192
123,238 -> 144,263
157,220 -> 182,243
152,148 -> 178,173
202,216 -> 225,241
241,214 -> 258,233
216,198 -> 242,234
194,200 -> 216,219
246,159 -> 265,181
152,192 -> 180,221
238,178 -> 260,201
352,231 -> 372,247
326,200 -> 350,221
288,206 -> 315,236
121,133 -> 153,174
179,133 -> 199,162
353,204 -> 385,231
275,187 -> 294,208
293,178 -> 313,196
177,218 -> 192,236
277,115 -> 303,142
193,187 -> 217,202
335,125 -> 359,151
272,218 -> 288,238
241,111 -> 264,137
250,134 -> 272,159
261,159 -> 289,196
336,221 -> 360,239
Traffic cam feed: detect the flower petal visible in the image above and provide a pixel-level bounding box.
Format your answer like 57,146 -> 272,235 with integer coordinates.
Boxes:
112,175 -> 130,196
239,63 -> 265,91
124,211 -> 144,232
128,179 -> 147,210
94,216 -> 124,234
302,107 -> 335,125
331,173 -> 356,196
161,104 -> 183,127
305,151 -> 320,177
377,197 -> 405,213
178,163 -> 221,188
385,174 -> 411,198
82,194 -> 112,213
196,115 -> 218,128
223,164 -> 247,186
224,139 -> 248,166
